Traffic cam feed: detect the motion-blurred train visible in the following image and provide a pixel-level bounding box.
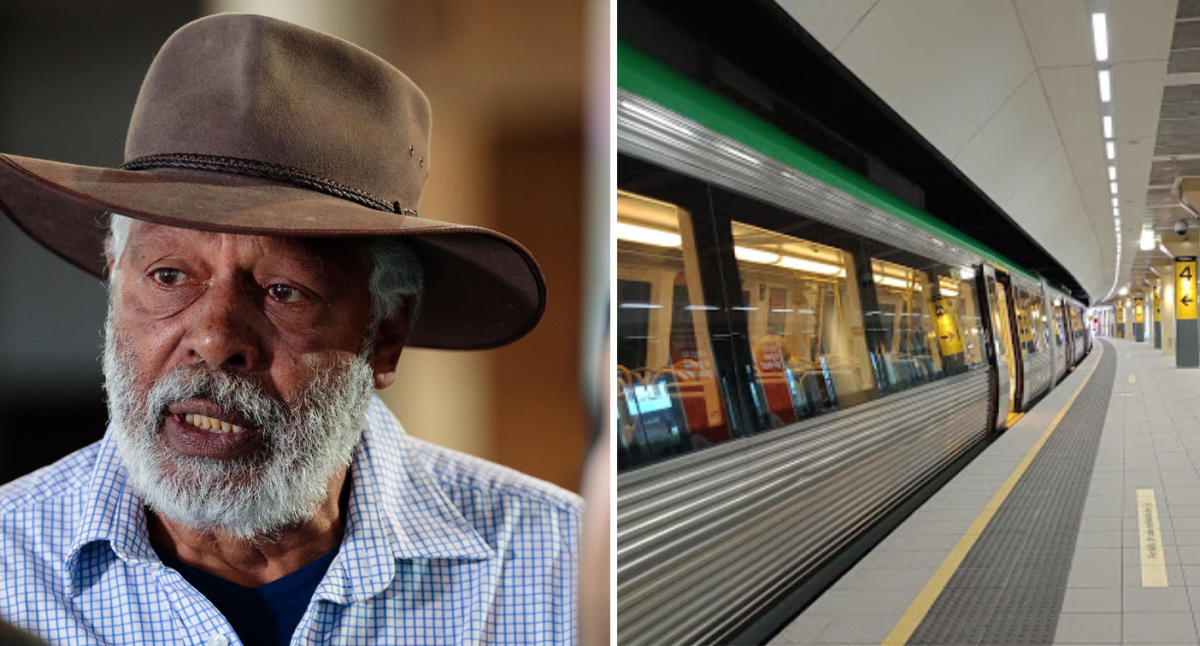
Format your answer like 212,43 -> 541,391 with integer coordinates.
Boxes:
615,49 -> 1093,645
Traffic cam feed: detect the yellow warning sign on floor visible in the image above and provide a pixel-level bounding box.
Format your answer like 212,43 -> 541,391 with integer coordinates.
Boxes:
1137,489 -> 1168,587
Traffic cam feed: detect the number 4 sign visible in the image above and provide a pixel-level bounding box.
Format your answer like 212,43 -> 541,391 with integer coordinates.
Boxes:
1178,257 -> 1198,321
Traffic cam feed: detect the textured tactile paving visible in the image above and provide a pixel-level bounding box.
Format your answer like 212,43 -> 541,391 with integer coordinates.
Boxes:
908,342 -> 1117,645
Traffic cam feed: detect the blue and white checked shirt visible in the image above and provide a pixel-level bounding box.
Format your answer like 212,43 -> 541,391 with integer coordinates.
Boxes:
0,396 -> 581,645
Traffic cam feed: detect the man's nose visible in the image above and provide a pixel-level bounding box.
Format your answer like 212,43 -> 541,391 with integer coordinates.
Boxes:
185,280 -> 263,370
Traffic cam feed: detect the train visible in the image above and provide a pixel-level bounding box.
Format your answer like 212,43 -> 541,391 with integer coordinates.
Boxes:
615,46 -> 1093,645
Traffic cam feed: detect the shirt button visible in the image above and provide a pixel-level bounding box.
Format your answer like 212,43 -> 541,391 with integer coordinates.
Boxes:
204,635 -> 227,646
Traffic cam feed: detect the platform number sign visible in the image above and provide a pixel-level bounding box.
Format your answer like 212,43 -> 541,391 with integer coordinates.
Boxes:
1177,257 -> 1198,321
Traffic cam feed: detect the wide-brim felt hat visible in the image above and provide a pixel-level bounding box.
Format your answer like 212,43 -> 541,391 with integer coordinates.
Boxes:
0,13 -> 545,350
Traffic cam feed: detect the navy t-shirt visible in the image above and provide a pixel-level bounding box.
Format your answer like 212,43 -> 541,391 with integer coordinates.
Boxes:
158,548 -> 338,646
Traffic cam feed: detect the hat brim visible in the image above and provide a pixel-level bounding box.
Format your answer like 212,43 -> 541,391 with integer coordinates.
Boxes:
0,153 -> 546,350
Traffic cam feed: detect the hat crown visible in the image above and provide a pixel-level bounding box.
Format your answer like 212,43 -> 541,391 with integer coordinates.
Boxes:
125,14 -> 430,211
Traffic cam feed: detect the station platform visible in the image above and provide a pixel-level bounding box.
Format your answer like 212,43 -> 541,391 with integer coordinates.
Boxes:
770,338 -> 1200,645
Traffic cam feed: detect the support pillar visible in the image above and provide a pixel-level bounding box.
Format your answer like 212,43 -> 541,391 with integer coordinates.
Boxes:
1134,296 -> 1146,342
1176,256 -> 1198,367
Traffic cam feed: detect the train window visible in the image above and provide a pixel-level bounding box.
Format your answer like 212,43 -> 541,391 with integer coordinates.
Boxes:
864,258 -> 984,393
1013,286 -> 1048,355
729,221 -> 875,429
1050,299 -> 1066,347
936,271 -> 986,369
616,190 -> 730,469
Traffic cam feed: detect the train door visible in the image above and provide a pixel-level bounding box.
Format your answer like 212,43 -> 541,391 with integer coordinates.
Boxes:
994,271 -> 1026,419
980,265 -> 1015,431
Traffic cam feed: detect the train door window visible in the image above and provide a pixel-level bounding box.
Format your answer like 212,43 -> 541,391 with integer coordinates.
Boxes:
991,278 -> 1019,385
1050,299 -> 1066,347
729,220 -> 874,428
1014,286 -> 1047,355
617,190 -> 729,468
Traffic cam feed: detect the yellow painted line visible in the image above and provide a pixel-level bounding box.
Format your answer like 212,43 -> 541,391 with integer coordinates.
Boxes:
881,343 -> 1105,645
1137,489 -> 1168,587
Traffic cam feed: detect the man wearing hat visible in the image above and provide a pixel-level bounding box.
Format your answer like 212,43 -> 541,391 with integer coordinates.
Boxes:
0,13 -> 579,646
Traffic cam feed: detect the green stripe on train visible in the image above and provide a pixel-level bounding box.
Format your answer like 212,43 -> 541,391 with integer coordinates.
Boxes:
617,40 -> 1044,287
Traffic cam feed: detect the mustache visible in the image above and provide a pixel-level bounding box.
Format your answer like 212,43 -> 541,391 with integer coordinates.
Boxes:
147,364 -> 289,431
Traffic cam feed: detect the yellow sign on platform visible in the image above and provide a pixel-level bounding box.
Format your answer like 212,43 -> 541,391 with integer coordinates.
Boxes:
1135,298 -> 1145,323
932,297 -> 964,356
1116,307 -> 1124,324
1154,287 -> 1161,323
1137,489 -> 1168,587
1177,257 -> 1198,320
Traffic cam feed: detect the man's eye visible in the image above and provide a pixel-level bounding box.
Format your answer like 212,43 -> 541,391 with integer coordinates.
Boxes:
267,284 -> 305,303
151,268 -> 186,286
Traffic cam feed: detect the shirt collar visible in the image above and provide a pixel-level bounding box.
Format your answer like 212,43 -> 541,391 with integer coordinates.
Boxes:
65,428 -> 159,594
318,396 -> 493,603
65,397 -> 493,602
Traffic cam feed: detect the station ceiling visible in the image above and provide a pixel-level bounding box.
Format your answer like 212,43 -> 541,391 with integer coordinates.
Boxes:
778,0 -> 1184,305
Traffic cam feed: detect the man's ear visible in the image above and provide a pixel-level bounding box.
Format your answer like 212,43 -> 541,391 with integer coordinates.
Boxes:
370,296 -> 412,390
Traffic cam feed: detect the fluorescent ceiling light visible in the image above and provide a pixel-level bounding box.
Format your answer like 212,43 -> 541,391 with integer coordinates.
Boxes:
1106,141 -> 1116,159
1114,207 -> 1120,216
1103,115 -> 1113,138
1141,228 -> 1156,251
734,245 -> 780,264
1161,242 -> 1174,258
1092,13 -> 1109,61
1108,165 -> 1116,181
1119,286 -> 1128,296
616,221 -> 682,247
776,255 -> 843,276
1112,197 -> 1119,207
1098,69 -> 1111,103
874,275 -> 923,291
1110,181 -> 1118,195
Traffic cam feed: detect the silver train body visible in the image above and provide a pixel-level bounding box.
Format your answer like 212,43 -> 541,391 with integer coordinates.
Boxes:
616,89 -> 1092,645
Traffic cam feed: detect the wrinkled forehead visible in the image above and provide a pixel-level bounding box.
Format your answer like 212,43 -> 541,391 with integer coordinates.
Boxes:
122,219 -> 370,274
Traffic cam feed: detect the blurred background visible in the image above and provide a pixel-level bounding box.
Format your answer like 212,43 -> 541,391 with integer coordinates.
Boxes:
0,0 -> 610,494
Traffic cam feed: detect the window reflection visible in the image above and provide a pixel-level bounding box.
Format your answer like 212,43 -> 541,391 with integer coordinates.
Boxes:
731,221 -> 875,429
616,190 -> 727,469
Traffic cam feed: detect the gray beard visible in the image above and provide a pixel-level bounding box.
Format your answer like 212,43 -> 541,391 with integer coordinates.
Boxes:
101,309 -> 374,541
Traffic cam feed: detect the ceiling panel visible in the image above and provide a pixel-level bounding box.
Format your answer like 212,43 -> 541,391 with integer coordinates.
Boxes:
774,0 -> 876,53
1014,0 -> 1091,67
1168,49 -> 1200,74
1113,60 -> 1169,139
833,0 -> 1032,157
1041,66 -> 1105,140
954,73 -> 1060,204
1111,0 -> 1177,61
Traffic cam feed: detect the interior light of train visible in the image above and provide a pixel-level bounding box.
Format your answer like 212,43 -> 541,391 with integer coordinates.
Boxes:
1102,115 -> 1113,138
959,267 -> 976,280
731,306 -> 759,311
618,303 -> 663,309
775,255 -> 843,276
874,275 -> 923,291
619,99 -> 692,137
1105,140 -> 1115,159
1098,69 -> 1112,102
1140,228 -> 1156,251
684,305 -> 719,311
1110,181 -> 1118,195
734,246 -> 781,264
1108,165 -> 1117,181
616,221 -> 682,247
1092,12 -> 1109,61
